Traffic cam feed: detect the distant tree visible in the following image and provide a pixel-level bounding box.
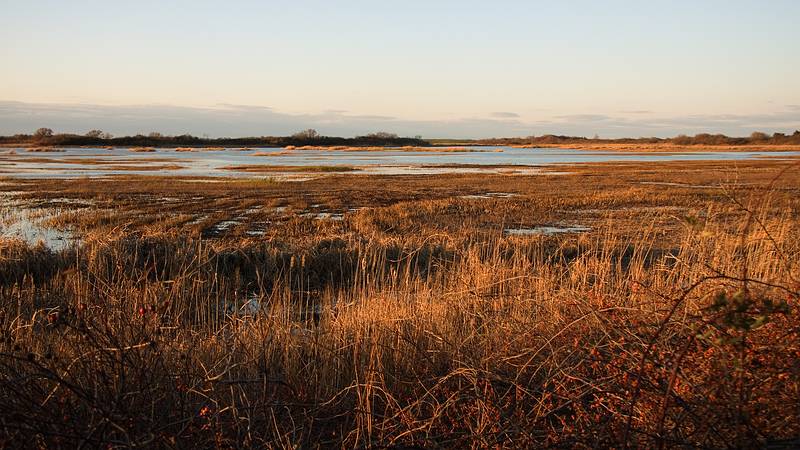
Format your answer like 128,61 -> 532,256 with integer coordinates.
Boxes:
101,132 -> 113,139
690,133 -> 730,145
673,134 -> 692,145
537,134 -> 561,144
693,133 -> 712,143
712,134 -> 729,145
85,129 -> 104,138
750,131 -> 768,141
34,127 -> 53,138
365,131 -> 399,139
292,129 -> 320,139
148,132 -> 163,138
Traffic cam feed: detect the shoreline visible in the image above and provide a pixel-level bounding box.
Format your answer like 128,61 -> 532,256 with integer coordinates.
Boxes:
3,142 -> 800,153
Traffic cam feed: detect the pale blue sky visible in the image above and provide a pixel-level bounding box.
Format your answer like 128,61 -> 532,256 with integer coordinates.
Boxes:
1,0 -> 798,137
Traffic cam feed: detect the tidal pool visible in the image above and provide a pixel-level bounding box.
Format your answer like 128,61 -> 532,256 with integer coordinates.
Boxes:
0,203 -> 75,250
0,146 -> 798,178
504,226 -> 591,236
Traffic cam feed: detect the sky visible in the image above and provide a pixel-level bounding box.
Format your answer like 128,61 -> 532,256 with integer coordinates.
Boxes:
1,0 -> 799,138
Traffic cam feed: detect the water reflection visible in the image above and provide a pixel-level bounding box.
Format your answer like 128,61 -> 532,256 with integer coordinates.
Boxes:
0,146 -> 797,178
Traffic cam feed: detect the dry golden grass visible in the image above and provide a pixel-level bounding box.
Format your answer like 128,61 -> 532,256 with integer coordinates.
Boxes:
129,146 -> 157,152
513,142 -> 800,152
0,160 -> 798,447
25,146 -> 63,152
220,165 -> 359,173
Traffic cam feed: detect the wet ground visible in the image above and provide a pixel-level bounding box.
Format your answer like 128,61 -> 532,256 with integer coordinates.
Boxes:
1,157 -> 798,252
1,146 -> 799,178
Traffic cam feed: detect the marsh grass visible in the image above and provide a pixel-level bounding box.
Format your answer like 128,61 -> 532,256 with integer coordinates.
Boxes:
221,165 -> 359,173
511,142 -> 800,152
0,163 -> 798,447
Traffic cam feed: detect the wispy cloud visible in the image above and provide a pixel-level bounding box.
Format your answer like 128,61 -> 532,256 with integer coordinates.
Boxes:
619,110 -> 654,115
0,101 -> 797,138
490,112 -> 520,119
554,114 -> 612,122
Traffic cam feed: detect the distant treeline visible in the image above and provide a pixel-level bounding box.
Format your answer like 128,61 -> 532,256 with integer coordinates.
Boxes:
446,130 -> 800,146
0,129 -> 428,148
4,128 -> 800,147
